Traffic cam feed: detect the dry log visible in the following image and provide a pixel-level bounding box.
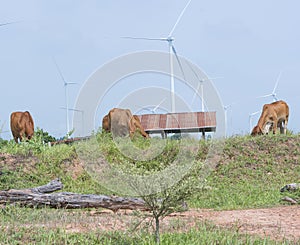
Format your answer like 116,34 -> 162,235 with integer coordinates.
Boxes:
0,179 -> 148,211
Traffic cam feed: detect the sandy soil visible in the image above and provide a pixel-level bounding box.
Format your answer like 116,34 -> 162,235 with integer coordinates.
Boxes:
60,205 -> 300,242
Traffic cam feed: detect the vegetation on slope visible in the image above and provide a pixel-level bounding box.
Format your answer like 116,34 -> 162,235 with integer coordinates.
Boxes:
0,131 -> 299,244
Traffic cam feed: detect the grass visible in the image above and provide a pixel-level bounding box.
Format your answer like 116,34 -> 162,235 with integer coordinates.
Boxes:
0,214 -> 294,245
190,134 -> 300,210
0,132 -> 299,243
3,204 -> 293,244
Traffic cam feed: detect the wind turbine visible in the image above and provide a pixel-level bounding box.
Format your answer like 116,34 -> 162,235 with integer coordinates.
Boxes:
223,103 -> 234,137
53,57 -> 77,136
122,0 -> 192,113
60,107 -> 84,137
249,110 -> 261,133
191,77 -> 222,112
258,71 -> 282,102
138,98 -> 166,114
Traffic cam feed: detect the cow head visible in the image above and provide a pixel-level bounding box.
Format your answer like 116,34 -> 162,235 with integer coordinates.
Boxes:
263,122 -> 273,134
251,125 -> 263,136
25,122 -> 34,140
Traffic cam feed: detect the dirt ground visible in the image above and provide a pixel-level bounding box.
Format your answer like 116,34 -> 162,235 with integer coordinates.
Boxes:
61,205 -> 300,243
170,206 -> 300,241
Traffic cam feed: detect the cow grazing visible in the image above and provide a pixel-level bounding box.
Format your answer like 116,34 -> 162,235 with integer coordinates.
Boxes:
103,108 -> 149,138
251,100 -> 289,136
10,111 -> 35,143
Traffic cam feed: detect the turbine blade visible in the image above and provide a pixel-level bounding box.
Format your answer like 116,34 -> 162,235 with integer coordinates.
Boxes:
224,102 -> 235,110
0,21 -> 20,27
60,107 -> 81,112
201,76 -> 223,82
153,98 -> 166,111
169,0 -> 192,37
171,45 -> 186,81
53,57 -> 67,85
143,108 -> 152,112
121,36 -> 167,41
272,71 -> 282,94
257,94 -> 272,98
250,110 -> 261,116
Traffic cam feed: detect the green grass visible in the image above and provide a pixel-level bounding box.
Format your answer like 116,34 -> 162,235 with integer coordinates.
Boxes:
0,132 -> 300,244
190,134 -> 300,210
0,220 -> 294,245
1,204 -> 291,244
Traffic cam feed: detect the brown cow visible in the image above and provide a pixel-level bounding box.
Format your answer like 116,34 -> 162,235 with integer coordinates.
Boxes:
251,100 -> 289,136
103,108 -> 149,138
10,111 -> 34,143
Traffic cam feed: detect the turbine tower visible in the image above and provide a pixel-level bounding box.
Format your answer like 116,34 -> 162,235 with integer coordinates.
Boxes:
223,103 -> 234,137
122,0 -> 192,112
60,107 -> 84,137
53,57 -> 77,136
191,77 -> 222,112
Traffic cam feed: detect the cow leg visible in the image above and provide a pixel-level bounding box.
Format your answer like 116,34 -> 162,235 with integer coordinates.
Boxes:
284,119 -> 288,134
272,119 -> 278,134
279,121 -> 284,134
13,136 -> 19,143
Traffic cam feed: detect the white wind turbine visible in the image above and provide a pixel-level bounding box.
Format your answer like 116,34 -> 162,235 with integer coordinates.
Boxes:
122,0 -> 192,113
223,103 -> 235,137
60,107 -> 84,137
191,77 -> 222,112
139,98 -> 166,114
249,110 -> 261,133
53,57 -> 77,136
258,71 -> 282,102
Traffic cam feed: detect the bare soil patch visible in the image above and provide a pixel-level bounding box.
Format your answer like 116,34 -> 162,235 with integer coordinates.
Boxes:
171,206 -> 300,241
57,206 -> 300,242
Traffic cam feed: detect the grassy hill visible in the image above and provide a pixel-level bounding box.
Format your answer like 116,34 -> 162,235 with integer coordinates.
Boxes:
0,133 -> 299,244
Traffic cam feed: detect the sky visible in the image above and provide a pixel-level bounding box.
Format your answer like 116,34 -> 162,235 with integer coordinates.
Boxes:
1,0 -> 300,140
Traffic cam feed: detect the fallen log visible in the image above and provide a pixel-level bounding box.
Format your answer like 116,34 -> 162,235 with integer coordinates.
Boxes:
0,179 -> 149,211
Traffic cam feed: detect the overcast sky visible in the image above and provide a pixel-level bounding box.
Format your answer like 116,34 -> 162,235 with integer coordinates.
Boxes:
1,0 -> 299,140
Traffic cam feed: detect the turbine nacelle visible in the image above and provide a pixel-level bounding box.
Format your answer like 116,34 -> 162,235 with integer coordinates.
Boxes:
166,36 -> 175,43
